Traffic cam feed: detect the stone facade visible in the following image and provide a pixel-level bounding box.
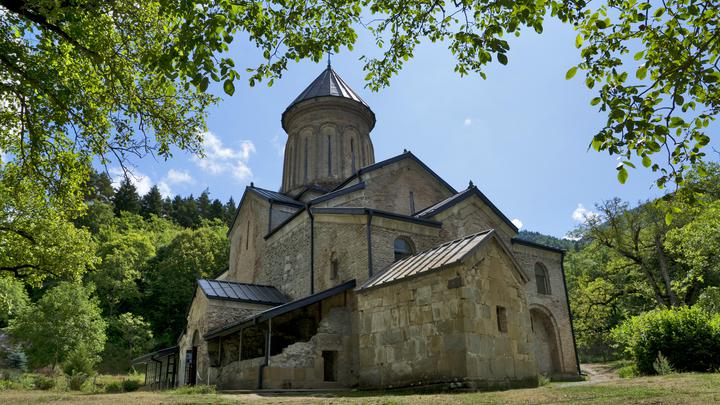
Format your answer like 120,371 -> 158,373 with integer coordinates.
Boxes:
163,66 -> 581,392
357,238 -> 537,389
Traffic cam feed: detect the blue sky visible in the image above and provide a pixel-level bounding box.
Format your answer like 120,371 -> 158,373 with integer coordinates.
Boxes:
112,18 -> 716,238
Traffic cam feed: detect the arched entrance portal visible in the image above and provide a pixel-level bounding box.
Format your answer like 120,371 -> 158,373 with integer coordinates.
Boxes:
530,308 -> 562,376
185,330 -> 200,386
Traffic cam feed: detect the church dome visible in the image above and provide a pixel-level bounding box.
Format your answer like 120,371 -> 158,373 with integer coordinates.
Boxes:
279,65 -> 377,195
281,65 -> 376,131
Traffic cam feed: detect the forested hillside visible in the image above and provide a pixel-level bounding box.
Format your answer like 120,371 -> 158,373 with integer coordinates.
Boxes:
2,171 -> 236,373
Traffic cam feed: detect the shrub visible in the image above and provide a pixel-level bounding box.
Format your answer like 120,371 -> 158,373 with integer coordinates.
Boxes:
653,352 -> 674,375
612,307 -> 720,374
67,373 -> 88,391
33,375 -> 56,390
104,381 -> 123,393
62,345 -> 96,377
121,379 -> 141,392
171,384 -> 216,394
537,374 -> 551,386
6,351 -> 28,371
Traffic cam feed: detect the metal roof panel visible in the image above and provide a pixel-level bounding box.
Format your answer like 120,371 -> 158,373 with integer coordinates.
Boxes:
198,279 -> 289,305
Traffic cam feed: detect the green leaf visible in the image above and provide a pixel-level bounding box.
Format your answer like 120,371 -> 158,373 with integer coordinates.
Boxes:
591,97 -> 602,106
575,34 -> 583,48
591,138 -> 603,151
634,51 -> 645,61
636,66 -> 647,80
665,212 -> 673,225
617,166 -> 629,184
199,77 -> 209,92
642,155 -> 652,168
223,80 -> 235,96
566,66 -> 578,80
497,53 -> 508,65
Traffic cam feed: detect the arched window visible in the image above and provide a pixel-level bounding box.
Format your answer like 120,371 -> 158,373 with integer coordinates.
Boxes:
535,262 -> 551,295
394,237 -> 415,262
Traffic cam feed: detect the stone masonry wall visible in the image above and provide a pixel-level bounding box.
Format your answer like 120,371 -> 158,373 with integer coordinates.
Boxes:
315,157 -> 454,216
356,239 -> 537,389
228,193 -> 270,283
512,243 -> 579,378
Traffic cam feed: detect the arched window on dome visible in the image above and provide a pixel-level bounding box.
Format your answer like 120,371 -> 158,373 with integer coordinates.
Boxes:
535,262 -> 551,295
394,237 -> 415,262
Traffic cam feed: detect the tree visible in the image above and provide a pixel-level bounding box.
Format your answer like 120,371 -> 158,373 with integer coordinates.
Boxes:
85,170 -> 115,204
224,197 -> 237,228
8,282 -> 107,369
144,223 -> 229,346
0,181 -> 97,286
100,313 -> 154,374
209,199 -> 225,221
0,276 -> 29,327
89,231 -> 156,316
3,1 -> 715,207
197,189 -> 211,220
141,185 -> 164,219
113,177 -> 141,215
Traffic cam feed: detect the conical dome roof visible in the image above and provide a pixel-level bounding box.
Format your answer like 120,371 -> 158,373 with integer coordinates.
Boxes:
288,65 -> 370,108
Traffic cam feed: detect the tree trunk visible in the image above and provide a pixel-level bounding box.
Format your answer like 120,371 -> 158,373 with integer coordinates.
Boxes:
655,236 -> 679,306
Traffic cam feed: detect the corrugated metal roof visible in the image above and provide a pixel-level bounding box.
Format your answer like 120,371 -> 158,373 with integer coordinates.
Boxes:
288,66 -> 370,109
249,186 -> 303,206
198,279 -> 289,305
361,230 -> 494,290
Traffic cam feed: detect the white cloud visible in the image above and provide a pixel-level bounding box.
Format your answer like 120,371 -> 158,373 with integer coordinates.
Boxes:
110,168 -> 153,196
572,203 -> 599,223
157,181 -> 173,198
511,218 -> 523,229
194,131 -> 256,182
464,118 -> 473,126
166,169 -> 193,185
271,133 -> 285,157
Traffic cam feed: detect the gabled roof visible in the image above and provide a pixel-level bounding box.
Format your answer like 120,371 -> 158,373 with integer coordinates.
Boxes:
205,280 -> 356,340
332,151 -> 458,194
198,279 -> 289,306
511,238 -> 566,254
415,185 -> 519,233
361,230 -> 494,290
228,184 -> 303,236
248,186 -> 303,207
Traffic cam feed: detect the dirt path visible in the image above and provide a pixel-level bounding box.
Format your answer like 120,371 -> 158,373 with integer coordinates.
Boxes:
581,363 -> 620,382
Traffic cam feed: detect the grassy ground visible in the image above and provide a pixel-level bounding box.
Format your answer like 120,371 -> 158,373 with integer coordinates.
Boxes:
1,372 -> 720,404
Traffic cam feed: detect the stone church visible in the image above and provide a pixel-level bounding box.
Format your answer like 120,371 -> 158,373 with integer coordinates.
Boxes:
134,65 -> 580,390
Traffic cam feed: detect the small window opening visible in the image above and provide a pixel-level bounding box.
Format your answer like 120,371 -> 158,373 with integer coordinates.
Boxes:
394,237 -> 414,262
408,191 -> 415,214
330,254 -> 339,280
496,306 -> 508,333
322,351 -> 337,382
535,262 -> 551,295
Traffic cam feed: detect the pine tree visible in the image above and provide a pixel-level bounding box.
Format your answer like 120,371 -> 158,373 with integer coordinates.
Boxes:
197,189 -> 211,220
209,199 -> 224,221
141,185 -> 164,218
85,170 -> 115,203
113,177 -> 141,215
224,197 -> 237,227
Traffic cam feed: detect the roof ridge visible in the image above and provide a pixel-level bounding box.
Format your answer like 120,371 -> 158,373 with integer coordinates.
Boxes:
199,278 -> 281,289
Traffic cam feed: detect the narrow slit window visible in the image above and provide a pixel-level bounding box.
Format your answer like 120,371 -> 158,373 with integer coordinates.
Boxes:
496,306 -> 508,333
350,138 -> 356,173
394,237 -> 414,262
327,135 -> 332,175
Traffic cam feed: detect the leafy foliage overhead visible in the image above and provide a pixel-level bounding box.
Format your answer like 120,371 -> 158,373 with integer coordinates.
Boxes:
1,0 -> 718,208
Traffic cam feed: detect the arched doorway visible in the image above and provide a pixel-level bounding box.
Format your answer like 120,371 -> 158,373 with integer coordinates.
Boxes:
530,307 -> 562,376
185,330 -> 200,386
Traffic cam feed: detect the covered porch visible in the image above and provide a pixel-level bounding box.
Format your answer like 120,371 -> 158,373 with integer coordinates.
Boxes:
132,346 -> 179,390
204,280 -> 357,390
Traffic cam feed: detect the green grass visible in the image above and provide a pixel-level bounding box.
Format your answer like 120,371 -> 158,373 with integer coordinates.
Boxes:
0,372 -> 719,404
